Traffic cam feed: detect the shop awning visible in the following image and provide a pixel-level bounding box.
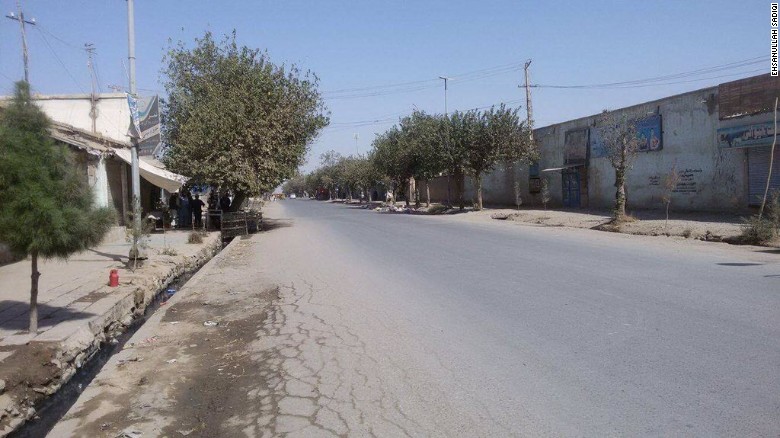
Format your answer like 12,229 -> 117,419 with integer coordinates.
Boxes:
113,148 -> 187,192
541,164 -> 581,172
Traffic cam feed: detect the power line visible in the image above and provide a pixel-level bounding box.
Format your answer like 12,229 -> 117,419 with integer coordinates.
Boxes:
323,61 -> 526,100
532,57 -> 764,89
34,27 -> 86,93
323,98 -> 525,132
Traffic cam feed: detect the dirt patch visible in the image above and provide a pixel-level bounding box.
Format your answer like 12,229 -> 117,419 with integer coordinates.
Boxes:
477,207 -> 775,246
0,342 -> 59,429
62,284 -> 279,437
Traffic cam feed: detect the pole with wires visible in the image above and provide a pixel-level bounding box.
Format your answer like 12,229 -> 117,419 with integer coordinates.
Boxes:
126,0 -> 142,261
5,1 -> 36,83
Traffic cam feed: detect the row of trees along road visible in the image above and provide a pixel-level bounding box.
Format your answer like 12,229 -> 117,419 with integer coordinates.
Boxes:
286,105 -> 536,211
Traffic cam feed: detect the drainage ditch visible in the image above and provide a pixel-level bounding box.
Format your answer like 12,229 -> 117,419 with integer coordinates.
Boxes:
9,266 -> 204,438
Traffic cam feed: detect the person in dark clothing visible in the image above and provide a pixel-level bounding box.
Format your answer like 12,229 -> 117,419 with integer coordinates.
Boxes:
168,191 -> 179,228
185,191 -> 194,227
178,191 -> 190,228
191,195 -> 205,228
219,192 -> 232,212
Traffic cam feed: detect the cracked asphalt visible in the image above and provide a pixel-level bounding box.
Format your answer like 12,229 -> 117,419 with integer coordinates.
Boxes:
49,199 -> 779,437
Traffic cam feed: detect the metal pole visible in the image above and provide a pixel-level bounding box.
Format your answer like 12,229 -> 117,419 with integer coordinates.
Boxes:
439,76 -> 451,207
127,0 -> 142,259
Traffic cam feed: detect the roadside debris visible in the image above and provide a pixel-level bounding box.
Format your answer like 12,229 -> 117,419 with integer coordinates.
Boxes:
203,320 -> 219,327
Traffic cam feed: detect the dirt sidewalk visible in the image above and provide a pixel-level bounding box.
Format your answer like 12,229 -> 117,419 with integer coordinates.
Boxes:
47,237 -> 277,437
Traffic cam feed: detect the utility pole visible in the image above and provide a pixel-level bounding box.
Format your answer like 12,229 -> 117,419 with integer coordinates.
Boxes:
127,0 -> 142,260
353,133 -> 359,156
85,43 -> 98,133
523,59 -> 534,142
5,1 -> 36,83
439,76 -> 451,207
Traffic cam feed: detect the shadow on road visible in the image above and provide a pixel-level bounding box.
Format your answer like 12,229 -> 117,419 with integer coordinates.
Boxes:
260,218 -> 294,232
716,262 -> 763,267
0,300 -> 95,331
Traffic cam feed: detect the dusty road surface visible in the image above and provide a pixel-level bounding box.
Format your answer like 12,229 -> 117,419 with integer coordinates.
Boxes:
49,200 -> 779,437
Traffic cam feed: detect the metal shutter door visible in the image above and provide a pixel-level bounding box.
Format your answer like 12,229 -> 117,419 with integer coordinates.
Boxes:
748,146 -> 780,205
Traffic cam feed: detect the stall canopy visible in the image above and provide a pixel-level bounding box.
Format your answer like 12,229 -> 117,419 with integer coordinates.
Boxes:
113,148 -> 186,192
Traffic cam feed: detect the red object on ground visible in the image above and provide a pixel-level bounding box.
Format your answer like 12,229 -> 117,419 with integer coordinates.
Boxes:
109,269 -> 119,287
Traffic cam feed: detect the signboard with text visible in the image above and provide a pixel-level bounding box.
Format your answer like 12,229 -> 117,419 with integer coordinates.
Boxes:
717,121 -> 776,149
127,94 -> 162,157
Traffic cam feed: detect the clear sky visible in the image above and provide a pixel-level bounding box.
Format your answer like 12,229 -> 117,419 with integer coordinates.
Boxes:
0,0 -> 768,172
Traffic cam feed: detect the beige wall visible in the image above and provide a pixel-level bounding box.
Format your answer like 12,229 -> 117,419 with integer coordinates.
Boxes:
426,86 -> 751,212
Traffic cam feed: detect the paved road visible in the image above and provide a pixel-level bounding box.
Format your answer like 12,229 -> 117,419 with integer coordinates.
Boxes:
47,199 -> 780,437
253,200 -> 779,437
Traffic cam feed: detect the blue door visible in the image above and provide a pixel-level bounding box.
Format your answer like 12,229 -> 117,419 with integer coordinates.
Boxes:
562,170 -> 580,208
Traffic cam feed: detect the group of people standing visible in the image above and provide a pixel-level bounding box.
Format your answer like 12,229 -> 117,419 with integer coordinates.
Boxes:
168,188 -> 233,229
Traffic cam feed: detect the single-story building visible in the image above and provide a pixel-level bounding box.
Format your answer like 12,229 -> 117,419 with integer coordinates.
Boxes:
426,73 -> 780,212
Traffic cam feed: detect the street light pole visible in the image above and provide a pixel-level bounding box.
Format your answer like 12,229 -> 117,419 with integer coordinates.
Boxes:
439,76 -> 451,207
127,0 -> 142,260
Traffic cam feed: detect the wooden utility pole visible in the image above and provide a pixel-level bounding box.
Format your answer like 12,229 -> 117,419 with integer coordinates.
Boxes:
5,1 -> 36,83
85,43 -> 98,133
523,59 -> 533,141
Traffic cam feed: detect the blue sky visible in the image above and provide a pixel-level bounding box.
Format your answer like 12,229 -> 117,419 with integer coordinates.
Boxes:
0,0 -> 768,171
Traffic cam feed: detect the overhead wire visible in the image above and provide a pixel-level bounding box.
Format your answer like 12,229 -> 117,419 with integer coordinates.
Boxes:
323,61 -> 526,100
531,57 -> 764,89
34,28 -> 86,93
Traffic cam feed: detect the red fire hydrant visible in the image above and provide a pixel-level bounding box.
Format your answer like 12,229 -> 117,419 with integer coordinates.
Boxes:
109,269 -> 119,287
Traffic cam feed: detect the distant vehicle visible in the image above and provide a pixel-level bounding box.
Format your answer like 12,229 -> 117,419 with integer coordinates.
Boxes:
289,194 -> 297,199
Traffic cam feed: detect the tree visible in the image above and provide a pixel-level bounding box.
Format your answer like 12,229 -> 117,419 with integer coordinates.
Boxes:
371,127 -> 411,205
596,110 -> 641,220
0,82 -> 114,332
401,111 -> 447,207
162,31 -> 329,210
462,105 -> 533,210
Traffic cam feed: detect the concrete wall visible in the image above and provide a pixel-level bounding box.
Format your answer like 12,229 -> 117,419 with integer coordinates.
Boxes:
427,85 -> 750,212
31,94 -> 132,144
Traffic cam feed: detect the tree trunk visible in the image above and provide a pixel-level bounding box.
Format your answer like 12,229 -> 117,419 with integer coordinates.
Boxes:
456,169 -> 465,210
615,168 -> 627,220
475,173 -> 483,210
29,251 -> 40,333
403,181 -> 410,207
425,180 -> 431,207
230,192 -> 247,212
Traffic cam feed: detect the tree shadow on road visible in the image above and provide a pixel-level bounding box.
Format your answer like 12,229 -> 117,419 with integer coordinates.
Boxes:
259,218 -> 294,232
0,300 -> 95,332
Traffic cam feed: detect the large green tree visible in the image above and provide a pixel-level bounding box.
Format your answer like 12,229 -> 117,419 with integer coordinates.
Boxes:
0,82 -> 114,332
162,32 -> 329,210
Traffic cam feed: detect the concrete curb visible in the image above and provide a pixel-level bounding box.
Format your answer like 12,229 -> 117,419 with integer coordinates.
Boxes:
0,234 -> 223,436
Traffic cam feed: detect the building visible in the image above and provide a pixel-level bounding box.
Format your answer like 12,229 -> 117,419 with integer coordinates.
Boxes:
426,73 -> 780,212
1,93 -> 185,224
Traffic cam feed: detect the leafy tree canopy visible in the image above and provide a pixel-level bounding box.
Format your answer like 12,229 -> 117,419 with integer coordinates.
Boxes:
162,31 -> 329,200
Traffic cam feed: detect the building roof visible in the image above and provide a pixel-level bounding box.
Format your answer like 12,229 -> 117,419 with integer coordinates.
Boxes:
48,121 -> 130,155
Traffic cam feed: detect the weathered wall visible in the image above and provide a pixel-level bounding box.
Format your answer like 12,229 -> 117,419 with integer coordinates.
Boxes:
427,85 -> 749,212
31,94 -> 132,144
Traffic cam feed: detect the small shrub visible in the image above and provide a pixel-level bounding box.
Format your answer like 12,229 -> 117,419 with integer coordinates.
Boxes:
740,216 -> 775,245
187,231 -> 204,244
160,247 -> 178,256
681,227 -> 693,238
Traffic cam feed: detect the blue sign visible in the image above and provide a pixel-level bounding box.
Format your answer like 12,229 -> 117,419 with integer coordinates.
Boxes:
589,114 -> 662,158
717,122 -> 777,149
